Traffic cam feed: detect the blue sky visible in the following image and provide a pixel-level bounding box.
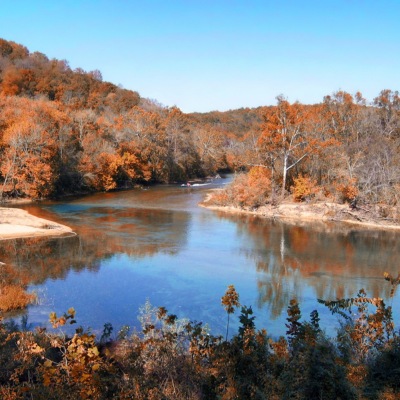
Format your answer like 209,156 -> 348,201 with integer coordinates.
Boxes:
1,1 -> 399,112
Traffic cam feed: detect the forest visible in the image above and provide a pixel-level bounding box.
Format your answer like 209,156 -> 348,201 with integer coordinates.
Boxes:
0,38 -> 399,218
1,38 -> 400,398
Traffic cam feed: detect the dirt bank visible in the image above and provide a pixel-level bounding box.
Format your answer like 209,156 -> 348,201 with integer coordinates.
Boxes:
200,193 -> 400,231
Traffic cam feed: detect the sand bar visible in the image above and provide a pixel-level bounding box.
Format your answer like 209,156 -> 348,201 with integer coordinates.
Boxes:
0,207 -> 73,240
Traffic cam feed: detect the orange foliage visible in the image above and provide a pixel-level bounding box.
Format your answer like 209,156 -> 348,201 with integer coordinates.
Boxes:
0,37 -> 399,208
259,97 -> 326,197
291,174 -> 319,202
335,178 -> 358,202
0,97 -> 61,198
210,167 -> 271,208
0,285 -> 36,311
322,91 -> 361,143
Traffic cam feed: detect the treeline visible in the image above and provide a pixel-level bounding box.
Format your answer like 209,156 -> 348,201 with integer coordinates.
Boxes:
208,91 -> 400,220
0,39 -> 140,112
0,39 -> 239,199
1,38 -> 400,211
1,278 -> 400,399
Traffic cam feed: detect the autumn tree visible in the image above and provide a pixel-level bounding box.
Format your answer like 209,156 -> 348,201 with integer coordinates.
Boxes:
0,97 -> 63,198
192,123 -> 226,176
373,89 -> 400,139
259,96 -> 320,198
164,107 -> 199,180
113,107 -> 168,182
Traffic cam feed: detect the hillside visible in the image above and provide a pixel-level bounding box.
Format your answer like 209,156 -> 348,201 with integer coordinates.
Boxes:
0,38 -> 400,215
0,39 -> 241,200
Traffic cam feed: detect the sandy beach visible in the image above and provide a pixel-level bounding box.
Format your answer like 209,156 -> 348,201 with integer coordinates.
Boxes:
0,207 -> 73,240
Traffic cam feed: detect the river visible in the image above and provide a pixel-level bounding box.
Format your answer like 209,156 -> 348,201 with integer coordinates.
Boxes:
2,176 -> 400,338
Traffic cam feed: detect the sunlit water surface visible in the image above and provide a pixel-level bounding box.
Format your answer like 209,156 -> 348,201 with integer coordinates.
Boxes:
2,177 -> 400,338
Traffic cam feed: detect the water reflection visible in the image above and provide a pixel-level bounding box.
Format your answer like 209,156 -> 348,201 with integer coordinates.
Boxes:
0,207 -> 192,287
1,182 -> 400,337
72,206 -> 190,257
214,212 -> 400,320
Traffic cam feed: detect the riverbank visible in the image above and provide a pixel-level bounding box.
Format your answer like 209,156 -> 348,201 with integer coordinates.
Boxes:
200,192 -> 400,231
0,207 -> 73,240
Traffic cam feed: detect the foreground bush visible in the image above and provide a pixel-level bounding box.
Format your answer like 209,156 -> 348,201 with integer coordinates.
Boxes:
0,263 -> 37,312
0,285 -> 36,312
0,274 -> 399,399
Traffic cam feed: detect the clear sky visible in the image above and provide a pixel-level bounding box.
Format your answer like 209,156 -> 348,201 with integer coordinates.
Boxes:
0,1 -> 399,112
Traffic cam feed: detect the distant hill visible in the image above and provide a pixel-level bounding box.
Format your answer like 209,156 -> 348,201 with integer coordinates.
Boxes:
0,38 -> 140,112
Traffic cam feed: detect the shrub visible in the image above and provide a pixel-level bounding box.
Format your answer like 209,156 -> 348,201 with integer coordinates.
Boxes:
0,285 -> 36,312
291,174 -> 319,202
0,277 -> 399,399
209,167 -> 272,209
335,178 -> 358,203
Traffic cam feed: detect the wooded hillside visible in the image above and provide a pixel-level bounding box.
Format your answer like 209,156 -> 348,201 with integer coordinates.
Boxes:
206,92 -> 400,219
0,38 -> 399,211
0,39 -> 235,199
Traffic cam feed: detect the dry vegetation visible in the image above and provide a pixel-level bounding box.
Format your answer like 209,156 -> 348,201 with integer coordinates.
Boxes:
0,284 -> 35,312
204,168 -> 400,231
0,278 -> 399,399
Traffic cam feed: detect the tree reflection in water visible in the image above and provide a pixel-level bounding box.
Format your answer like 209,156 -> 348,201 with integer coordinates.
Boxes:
214,212 -> 400,321
0,206 -> 191,321
1,193 -> 399,335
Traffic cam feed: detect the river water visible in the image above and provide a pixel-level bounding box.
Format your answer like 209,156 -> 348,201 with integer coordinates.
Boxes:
2,176 -> 400,338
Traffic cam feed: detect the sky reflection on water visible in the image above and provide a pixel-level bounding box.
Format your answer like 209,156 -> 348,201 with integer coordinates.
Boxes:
3,179 -> 400,338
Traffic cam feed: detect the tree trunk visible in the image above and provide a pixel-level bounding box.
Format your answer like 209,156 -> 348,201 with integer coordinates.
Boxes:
282,154 -> 287,199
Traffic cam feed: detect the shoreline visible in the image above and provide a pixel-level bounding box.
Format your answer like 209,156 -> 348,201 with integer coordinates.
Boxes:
0,207 -> 73,241
200,193 -> 400,232
2,187 -> 400,241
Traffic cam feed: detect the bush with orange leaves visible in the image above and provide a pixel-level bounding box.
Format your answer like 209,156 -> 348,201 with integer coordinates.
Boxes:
335,178 -> 359,203
291,174 -> 319,202
210,167 -> 272,209
0,285 -> 36,312
0,263 -> 36,312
